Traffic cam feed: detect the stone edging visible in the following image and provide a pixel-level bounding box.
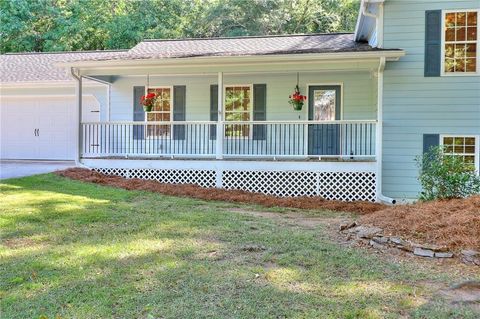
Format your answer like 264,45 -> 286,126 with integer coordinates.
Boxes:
339,222 -> 480,266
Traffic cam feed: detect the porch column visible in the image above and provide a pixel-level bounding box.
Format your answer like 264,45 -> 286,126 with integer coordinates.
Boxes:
216,72 -> 224,159
75,74 -> 83,164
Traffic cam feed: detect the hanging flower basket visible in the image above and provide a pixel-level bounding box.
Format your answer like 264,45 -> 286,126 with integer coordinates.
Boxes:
288,85 -> 306,111
140,92 -> 157,112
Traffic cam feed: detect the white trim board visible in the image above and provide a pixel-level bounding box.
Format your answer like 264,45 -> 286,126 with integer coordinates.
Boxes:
82,158 -> 377,172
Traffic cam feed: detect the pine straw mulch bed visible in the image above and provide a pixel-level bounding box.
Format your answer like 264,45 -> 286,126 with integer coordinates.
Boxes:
55,168 -> 480,251
55,168 -> 384,214
360,196 -> 480,251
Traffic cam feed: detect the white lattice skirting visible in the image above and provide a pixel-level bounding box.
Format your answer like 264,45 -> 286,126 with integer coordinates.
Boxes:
92,167 -> 376,202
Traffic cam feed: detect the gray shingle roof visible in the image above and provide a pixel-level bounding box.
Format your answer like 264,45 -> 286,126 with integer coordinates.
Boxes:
1,33 -> 398,83
126,33 -> 372,59
0,50 -> 126,83
76,33 -> 381,62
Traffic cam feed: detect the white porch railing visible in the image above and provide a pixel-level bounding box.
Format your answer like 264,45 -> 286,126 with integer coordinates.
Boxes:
81,120 -> 377,160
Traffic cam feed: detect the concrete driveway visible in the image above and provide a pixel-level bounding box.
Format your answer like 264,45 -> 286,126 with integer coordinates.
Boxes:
0,160 -> 76,179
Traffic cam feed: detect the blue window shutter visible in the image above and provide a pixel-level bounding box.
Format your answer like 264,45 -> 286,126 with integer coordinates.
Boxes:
423,134 -> 440,154
253,84 -> 267,140
133,86 -> 145,140
425,10 -> 442,77
210,85 -> 218,140
173,86 -> 186,140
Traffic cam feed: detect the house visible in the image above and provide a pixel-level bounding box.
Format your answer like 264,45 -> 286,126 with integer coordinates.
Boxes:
1,0 -> 478,202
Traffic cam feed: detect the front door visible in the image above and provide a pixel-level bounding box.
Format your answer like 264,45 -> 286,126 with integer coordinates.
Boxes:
308,85 -> 341,155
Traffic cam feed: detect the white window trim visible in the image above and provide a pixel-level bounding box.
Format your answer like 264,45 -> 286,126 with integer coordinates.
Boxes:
144,86 -> 174,138
441,9 -> 480,76
440,134 -> 480,173
223,84 -> 254,139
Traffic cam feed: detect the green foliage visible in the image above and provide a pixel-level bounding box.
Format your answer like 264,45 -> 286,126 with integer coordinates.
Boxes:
415,146 -> 480,201
0,0 -> 360,53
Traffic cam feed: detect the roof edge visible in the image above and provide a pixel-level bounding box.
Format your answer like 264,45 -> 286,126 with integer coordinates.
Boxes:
2,49 -> 128,56
141,32 -> 355,43
58,50 -> 405,69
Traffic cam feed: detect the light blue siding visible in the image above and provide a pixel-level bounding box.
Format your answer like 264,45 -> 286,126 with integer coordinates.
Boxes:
108,72 -> 377,122
383,0 -> 480,200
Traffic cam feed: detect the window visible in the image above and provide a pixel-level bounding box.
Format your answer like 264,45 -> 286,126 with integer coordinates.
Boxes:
224,85 -> 252,137
442,136 -> 479,171
145,87 -> 172,137
443,10 -> 478,74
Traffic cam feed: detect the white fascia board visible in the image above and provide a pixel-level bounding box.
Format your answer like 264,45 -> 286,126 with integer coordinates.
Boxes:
56,50 -> 405,71
0,79 -> 104,89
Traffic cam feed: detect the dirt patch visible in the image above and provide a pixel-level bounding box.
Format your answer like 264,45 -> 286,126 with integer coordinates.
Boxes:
2,237 -> 36,249
55,168 -> 384,214
360,196 -> 480,251
230,207 -> 347,229
439,281 -> 480,312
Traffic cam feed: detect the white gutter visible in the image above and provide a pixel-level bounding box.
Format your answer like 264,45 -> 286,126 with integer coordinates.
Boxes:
71,68 -> 83,165
55,50 -> 405,69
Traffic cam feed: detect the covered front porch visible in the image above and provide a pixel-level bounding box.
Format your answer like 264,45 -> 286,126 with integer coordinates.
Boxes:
78,67 -> 382,162
63,43 -> 403,201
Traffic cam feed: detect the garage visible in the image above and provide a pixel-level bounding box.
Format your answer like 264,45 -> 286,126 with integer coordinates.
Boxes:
0,95 -> 99,160
0,51 -> 117,161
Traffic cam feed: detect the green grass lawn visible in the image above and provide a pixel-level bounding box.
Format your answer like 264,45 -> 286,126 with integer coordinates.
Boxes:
1,174 -> 478,319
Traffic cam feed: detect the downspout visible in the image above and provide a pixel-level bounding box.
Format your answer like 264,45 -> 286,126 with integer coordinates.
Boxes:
376,57 -> 396,205
71,67 -> 83,166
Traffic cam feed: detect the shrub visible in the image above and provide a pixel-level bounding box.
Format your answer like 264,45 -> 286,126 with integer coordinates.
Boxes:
415,146 -> 480,201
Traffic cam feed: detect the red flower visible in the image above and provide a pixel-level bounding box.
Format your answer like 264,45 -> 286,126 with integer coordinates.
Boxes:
140,92 -> 157,108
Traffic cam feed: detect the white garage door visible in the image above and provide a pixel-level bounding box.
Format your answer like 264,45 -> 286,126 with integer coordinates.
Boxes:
0,96 -> 99,160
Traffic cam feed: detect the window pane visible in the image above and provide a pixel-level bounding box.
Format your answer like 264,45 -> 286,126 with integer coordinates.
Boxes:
147,113 -> 156,121
445,13 -> 456,27
466,58 -> 477,72
454,44 -> 466,58
445,28 -> 455,41
465,156 -> 475,163
445,58 -> 455,72
465,145 -> 475,153
467,12 -> 477,26
162,100 -> 171,112
455,59 -> 466,72
457,12 -> 467,26
466,44 -> 477,57
454,137 -> 465,145
467,26 -> 477,40
445,44 -> 455,57
465,137 -> 476,145
443,137 -> 454,145
457,27 -> 466,41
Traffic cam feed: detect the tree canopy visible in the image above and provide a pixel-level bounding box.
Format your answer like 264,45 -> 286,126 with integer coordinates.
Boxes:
0,0 -> 360,53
